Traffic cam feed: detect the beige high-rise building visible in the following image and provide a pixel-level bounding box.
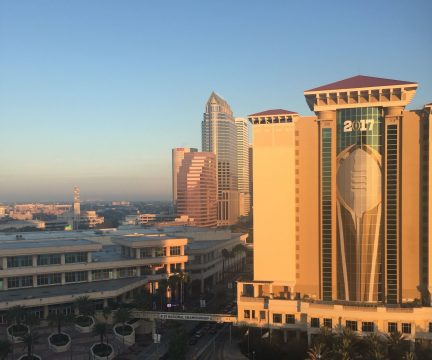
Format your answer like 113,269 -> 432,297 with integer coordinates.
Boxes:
176,152 -> 217,227
202,92 -> 239,226
235,118 -> 251,217
237,76 -> 432,344
172,147 -> 198,209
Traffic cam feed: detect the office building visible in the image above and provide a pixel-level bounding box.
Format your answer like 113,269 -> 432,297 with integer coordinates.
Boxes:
172,147 -> 198,209
73,186 -> 80,230
237,75 -> 432,344
176,152 -> 217,228
202,92 -> 239,226
235,118 -> 251,217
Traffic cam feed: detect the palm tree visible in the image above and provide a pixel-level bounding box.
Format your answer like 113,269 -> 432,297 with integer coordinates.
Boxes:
363,332 -> 387,360
133,290 -> 152,311
0,340 -> 12,360
221,248 -> 230,280
315,326 -> 336,352
306,343 -> 329,360
6,305 -> 26,326
114,307 -> 132,359
94,322 -> 108,345
74,296 -> 95,317
156,279 -> 169,310
231,244 -> 247,271
102,307 -> 112,322
114,307 -> 132,332
47,311 -> 74,334
333,328 -> 359,360
22,331 -> 39,360
386,331 -> 408,360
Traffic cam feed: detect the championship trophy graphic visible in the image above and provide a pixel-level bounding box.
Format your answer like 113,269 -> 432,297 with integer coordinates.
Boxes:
336,139 -> 382,302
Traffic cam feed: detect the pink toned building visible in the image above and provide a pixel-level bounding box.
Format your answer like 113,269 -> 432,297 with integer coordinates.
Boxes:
176,152 -> 217,228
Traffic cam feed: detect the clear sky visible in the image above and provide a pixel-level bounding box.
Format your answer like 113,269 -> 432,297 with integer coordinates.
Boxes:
1,0 -> 431,202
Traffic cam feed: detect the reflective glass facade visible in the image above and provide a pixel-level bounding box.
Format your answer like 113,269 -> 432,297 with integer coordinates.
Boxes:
336,107 -> 383,302
321,128 -> 333,300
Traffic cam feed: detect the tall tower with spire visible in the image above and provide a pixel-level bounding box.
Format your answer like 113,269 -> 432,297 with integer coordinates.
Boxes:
202,92 -> 239,226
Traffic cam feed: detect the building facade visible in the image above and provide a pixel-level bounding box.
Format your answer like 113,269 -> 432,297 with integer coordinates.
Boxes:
176,152 -> 218,228
172,147 -> 198,210
202,92 -> 239,226
237,75 -> 432,344
235,118 -> 251,217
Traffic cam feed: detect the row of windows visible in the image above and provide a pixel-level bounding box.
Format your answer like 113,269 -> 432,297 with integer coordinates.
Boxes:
6,252 -> 88,268
65,252 -> 87,264
244,310 -> 416,335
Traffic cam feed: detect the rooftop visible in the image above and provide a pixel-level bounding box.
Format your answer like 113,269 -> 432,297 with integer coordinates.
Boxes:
305,75 -> 417,93
0,277 -> 144,304
0,238 -> 98,251
248,109 -> 297,117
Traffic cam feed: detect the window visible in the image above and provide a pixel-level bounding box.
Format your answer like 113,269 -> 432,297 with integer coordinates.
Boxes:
429,323 -> 432,333
118,267 -> 137,278
37,254 -> 61,266
65,252 -> 87,264
7,276 -> 33,289
362,322 -> 374,332
286,314 -> 295,324
273,314 -> 282,324
260,311 -> 266,320
7,256 -> 32,268
244,310 -> 250,319
324,318 -> 332,328
388,322 -> 398,333
65,271 -> 87,283
251,310 -> 255,319
170,246 -> 181,256
91,269 -> 113,281
154,247 -> 166,257
346,320 -> 358,331
140,248 -> 152,258
37,273 -> 61,286
402,323 -> 411,334
311,318 -> 320,328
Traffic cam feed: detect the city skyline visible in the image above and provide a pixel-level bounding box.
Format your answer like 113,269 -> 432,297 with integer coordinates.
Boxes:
1,0 -> 431,202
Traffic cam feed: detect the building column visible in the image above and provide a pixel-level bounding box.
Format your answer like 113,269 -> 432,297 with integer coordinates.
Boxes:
87,252 -> 92,263
60,254 -> 65,265
43,305 -> 49,319
136,249 -> 140,259
2,257 -> 7,269
32,275 -> 37,287
88,271 -> 92,282
61,273 -> 66,285
32,255 -> 37,267
103,299 -> 108,308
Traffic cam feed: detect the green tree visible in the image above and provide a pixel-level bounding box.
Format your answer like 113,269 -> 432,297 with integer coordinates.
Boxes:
94,322 -> 108,345
168,325 -> 188,360
221,248 -> 231,280
102,307 -> 112,322
306,343 -> 329,360
363,333 -> 388,360
22,331 -> 39,359
133,290 -> 152,311
0,340 -> 12,360
74,296 -> 95,317
386,331 -> 409,360
47,311 -> 74,334
5,305 -> 26,327
333,328 -> 360,360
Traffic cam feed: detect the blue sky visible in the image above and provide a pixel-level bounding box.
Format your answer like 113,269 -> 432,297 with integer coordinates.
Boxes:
1,0 -> 431,202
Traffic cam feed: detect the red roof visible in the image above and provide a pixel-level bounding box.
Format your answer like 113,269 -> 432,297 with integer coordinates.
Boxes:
248,109 -> 297,117
305,75 -> 417,92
